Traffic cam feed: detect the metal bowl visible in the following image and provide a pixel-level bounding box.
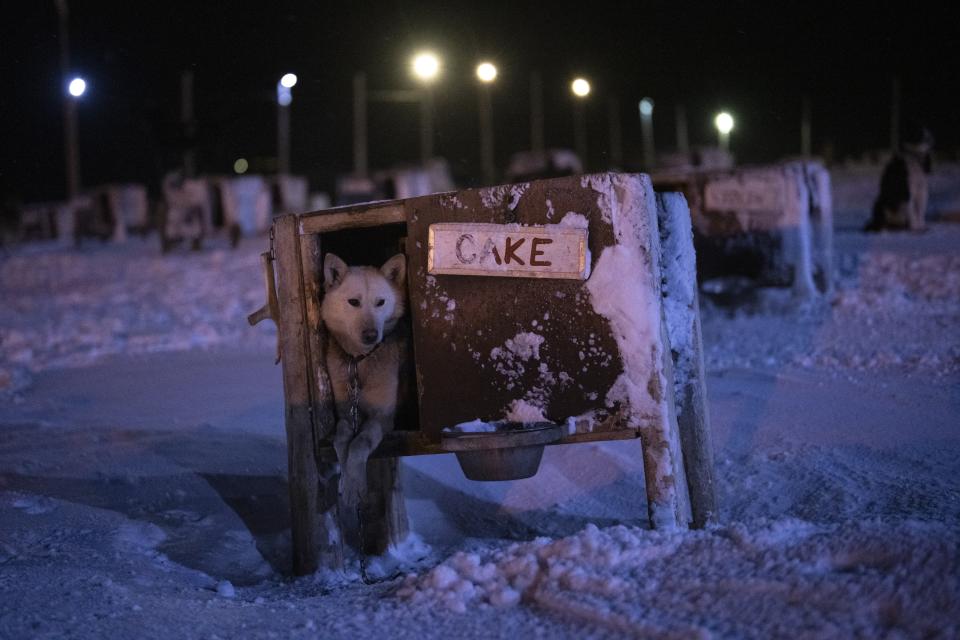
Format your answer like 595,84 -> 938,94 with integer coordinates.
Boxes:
440,422 -> 563,481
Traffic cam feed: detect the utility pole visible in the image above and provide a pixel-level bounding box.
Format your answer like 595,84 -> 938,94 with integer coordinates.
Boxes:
890,76 -> 900,151
639,98 -> 655,168
608,96 -> 622,169
353,72 -> 368,177
55,0 -> 80,199
420,88 -> 434,165
675,103 -> 689,155
181,70 -> 197,177
573,101 -> 587,169
478,82 -> 495,184
800,94 -> 812,157
530,71 -> 545,153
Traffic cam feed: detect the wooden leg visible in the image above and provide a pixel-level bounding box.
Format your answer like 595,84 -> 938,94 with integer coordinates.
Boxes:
316,460 -> 344,569
273,215 -> 320,575
656,192 -> 718,529
677,291 -> 718,528
786,165 -> 817,299
299,232 -> 344,568
359,458 -> 409,555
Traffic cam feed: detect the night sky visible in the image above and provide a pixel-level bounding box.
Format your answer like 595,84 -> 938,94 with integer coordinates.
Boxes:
2,1 -> 959,204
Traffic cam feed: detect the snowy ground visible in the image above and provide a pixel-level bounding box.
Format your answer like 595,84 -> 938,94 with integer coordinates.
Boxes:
1,224 -> 958,638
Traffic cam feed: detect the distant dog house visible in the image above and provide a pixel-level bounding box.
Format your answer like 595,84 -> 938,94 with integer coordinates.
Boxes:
273,174 -> 310,216
652,161 -> 833,297
98,183 -> 150,242
215,175 -> 273,242
161,175 -> 213,251
249,173 -> 717,575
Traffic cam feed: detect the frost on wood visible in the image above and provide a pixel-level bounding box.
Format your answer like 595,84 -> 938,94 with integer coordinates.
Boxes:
581,173 -> 665,425
581,173 -> 691,529
478,183 -> 529,211
656,191 -> 698,399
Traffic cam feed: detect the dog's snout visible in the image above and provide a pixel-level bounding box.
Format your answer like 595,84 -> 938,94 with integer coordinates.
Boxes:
361,329 -> 379,345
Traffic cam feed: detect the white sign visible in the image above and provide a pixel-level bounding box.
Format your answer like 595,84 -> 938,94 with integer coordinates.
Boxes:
427,222 -> 588,279
704,174 -> 785,213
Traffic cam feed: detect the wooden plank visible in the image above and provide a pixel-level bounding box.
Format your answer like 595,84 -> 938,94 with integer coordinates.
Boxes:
314,428 -> 641,462
273,214 -> 321,576
656,191 -> 718,528
427,222 -> 589,279
298,203 -> 406,235
633,312 -> 693,529
300,224 -> 409,561
404,177 -> 632,443
360,458 -> 409,555
298,231 -> 343,569
678,290 -> 718,528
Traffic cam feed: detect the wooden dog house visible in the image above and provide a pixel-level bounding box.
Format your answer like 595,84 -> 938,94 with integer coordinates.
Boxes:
249,172 -> 717,575
652,160 -> 833,298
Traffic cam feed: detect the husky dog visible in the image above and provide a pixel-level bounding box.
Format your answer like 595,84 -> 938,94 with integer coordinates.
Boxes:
321,253 -> 407,507
867,123 -> 934,232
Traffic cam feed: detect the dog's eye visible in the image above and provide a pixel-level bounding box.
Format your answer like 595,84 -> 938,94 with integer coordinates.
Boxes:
348,298 -> 361,307
375,299 -> 385,307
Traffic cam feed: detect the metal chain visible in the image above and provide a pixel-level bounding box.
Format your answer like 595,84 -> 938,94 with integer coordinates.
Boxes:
346,352 -> 402,585
347,357 -> 361,437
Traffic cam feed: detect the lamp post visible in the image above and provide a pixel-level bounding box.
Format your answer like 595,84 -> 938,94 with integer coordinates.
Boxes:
63,76 -> 85,200
801,95 -> 812,157
639,97 -> 655,168
608,96 -> 623,169
276,73 -> 297,175
411,51 -> 440,165
476,62 -> 497,185
714,111 -> 734,152
571,77 -> 590,169
353,73 -> 368,177
675,103 -> 690,155
530,71 -> 545,153
56,0 -> 83,200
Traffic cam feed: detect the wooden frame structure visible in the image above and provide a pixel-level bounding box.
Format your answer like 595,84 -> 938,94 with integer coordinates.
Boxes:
250,173 -> 717,575
652,160 -> 833,297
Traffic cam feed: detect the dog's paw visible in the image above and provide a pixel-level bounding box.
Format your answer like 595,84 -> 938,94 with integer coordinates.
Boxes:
340,482 -> 364,508
339,470 -> 367,508
341,489 -> 361,509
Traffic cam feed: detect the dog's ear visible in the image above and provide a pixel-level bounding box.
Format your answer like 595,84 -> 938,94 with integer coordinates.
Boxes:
323,253 -> 348,291
381,254 -> 406,289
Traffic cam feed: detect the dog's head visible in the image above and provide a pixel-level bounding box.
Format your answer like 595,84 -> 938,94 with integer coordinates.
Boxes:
320,253 -> 407,357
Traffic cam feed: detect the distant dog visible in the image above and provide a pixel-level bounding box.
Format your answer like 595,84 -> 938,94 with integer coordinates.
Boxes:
321,253 -> 407,507
867,125 -> 934,232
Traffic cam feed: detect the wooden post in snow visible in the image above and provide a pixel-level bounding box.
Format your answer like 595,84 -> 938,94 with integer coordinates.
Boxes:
361,458 -> 409,554
299,231 -> 344,569
657,192 -> 718,528
272,215 -> 329,575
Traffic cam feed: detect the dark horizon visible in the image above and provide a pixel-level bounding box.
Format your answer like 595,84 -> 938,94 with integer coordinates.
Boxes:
2,1 -> 959,204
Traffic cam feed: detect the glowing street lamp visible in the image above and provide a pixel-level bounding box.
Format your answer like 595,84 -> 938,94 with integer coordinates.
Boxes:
475,62 -> 498,184
714,111 -> 734,151
476,62 -> 497,83
411,51 -> 441,164
571,77 -> 591,98
639,97 -> 655,168
277,73 -> 297,174
276,72 -> 296,106
63,75 -> 88,200
411,51 -> 440,83
571,77 -> 591,168
68,76 -> 86,98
